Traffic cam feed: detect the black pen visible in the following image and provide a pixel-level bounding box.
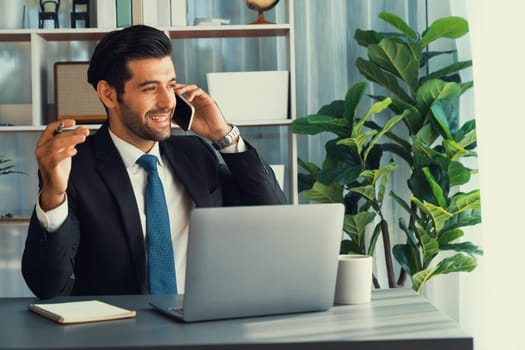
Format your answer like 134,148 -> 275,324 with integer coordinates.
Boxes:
53,121 -> 64,136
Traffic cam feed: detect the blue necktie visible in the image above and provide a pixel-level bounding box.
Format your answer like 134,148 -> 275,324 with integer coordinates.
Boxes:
136,154 -> 177,294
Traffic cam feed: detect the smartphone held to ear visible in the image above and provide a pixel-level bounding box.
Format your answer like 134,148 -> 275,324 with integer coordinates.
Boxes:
172,93 -> 195,131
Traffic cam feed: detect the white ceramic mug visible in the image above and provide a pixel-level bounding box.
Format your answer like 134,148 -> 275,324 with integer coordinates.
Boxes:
334,254 -> 373,304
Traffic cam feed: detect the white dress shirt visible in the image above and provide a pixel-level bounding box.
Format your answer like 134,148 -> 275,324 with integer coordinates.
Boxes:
36,128 -> 245,293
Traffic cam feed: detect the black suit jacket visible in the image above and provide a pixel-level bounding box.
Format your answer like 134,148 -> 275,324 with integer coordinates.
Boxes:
22,124 -> 286,298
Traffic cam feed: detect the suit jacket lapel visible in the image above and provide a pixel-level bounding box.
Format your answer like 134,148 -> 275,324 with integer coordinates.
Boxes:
160,139 -> 213,207
92,124 -> 147,293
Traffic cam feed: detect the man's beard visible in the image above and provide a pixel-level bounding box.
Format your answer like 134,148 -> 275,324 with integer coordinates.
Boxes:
118,101 -> 172,142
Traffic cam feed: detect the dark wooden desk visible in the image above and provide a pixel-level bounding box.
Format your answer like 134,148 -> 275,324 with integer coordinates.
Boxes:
0,288 -> 472,350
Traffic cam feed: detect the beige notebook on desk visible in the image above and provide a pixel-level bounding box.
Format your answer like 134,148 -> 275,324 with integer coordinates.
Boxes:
29,300 -> 136,324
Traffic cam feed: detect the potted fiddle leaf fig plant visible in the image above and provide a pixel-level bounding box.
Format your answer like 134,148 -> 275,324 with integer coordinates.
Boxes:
292,81 -> 407,288
293,11 -> 482,292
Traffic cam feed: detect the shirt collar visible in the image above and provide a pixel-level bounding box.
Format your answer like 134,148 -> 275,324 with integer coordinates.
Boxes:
108,128 -> 164,169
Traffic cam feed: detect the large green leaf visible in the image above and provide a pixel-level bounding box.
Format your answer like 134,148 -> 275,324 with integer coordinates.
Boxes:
421,16 -> 469,47
343,212 -> 376,249
318,164 -> 363,186
360,163 -> 397,187
440,242 -> 483,256
391,192 -> 421,227
325,138 -> 361,164
356,58 -> 414,104
378,11 -> 418,39
457,129 -> 477,150
354,29 -> 384,47
365,98 -> 421,135
393,244 -> 420,276
399,219 -> 419,252
352,98 -> 392,137
318,100 -> 345,118
443,139 -> 475,161
297,158 -> 320,177
422,167 -> 447,208
338,130 -> 377,158
344,82 -> 368,125
367,222 -> 383,256
416,80 -> 463,119
412,253 -> 477,292
368,39 -> 421,92
302,181 -> 343,203
414,226 -> 440,268
447,160 -> 471,187
442,208 -> 482,231
437,228 -> 464,245
291,115 -> 349,137
341,239 -> 363,255
421,49 -> 458,69
412,196 -> 453,233
350,185 -> 376,203
381,142 -> 413,164
460,81 -> 474,94
447,190 -> 481,214
413,124 -> 439,150
298,173 -> 315,193
408,165 -> 449,205
364,112 -> 406,160
430,100 -> 453,140
377,164 -> 397,203
424,60 -> 473,82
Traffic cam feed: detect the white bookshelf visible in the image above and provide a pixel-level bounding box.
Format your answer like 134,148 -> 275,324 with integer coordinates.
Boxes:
0,0 -> 298,203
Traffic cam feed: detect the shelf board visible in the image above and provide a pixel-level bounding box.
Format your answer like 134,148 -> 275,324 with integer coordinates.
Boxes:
167,24 -> 290,39
0,24 -> 290,42
0,30 -> 32,41
0,119 -> 293,132
0,217 -> 30,223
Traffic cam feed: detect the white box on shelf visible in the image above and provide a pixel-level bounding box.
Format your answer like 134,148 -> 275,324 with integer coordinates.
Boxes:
206,71 -> 289,123
142,0 -> 172,27
156,0 -> 171,26
95,0 -> 116,28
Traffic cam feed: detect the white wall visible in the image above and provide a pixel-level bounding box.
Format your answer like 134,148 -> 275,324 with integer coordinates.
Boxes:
467,1 -> 525,349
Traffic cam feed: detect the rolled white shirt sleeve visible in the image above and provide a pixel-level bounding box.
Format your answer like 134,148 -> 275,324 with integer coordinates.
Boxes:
35,194 -> 69,232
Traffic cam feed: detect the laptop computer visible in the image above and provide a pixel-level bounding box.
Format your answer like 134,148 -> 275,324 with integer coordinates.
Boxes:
149,203 -> 344,322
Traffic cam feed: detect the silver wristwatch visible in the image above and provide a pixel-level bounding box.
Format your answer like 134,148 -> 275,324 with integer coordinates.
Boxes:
212,125 -> 240,150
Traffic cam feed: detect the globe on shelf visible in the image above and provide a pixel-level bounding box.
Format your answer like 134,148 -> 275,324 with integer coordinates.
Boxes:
245,0 -> 280,24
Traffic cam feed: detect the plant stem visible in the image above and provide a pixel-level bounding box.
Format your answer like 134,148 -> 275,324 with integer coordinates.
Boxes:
380,218 -> 396,288
372,273 -> 380,289
397,268 -> 407,286
396,201 -> 418,287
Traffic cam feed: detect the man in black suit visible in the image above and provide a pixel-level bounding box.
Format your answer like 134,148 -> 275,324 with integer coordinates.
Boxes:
22,25 -> 286,299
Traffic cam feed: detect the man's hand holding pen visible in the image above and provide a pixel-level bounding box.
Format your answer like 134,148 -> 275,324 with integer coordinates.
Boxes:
36,119 -> 90,211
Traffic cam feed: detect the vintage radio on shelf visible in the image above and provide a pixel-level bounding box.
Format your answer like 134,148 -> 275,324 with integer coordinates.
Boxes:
54,62 -> 106,123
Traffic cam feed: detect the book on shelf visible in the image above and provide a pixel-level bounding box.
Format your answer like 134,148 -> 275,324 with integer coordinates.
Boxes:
28,300 -> 136,324
116,0 -> 132,28
126,0 -> 186,26
130,0 -> 186,27
96,0 -> 116,28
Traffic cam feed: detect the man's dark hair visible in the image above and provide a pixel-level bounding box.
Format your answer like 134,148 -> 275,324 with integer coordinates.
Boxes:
87,25 -> 172,96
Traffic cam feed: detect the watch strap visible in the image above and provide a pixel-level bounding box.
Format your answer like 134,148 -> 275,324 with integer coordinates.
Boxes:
212,125 -> 240,150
